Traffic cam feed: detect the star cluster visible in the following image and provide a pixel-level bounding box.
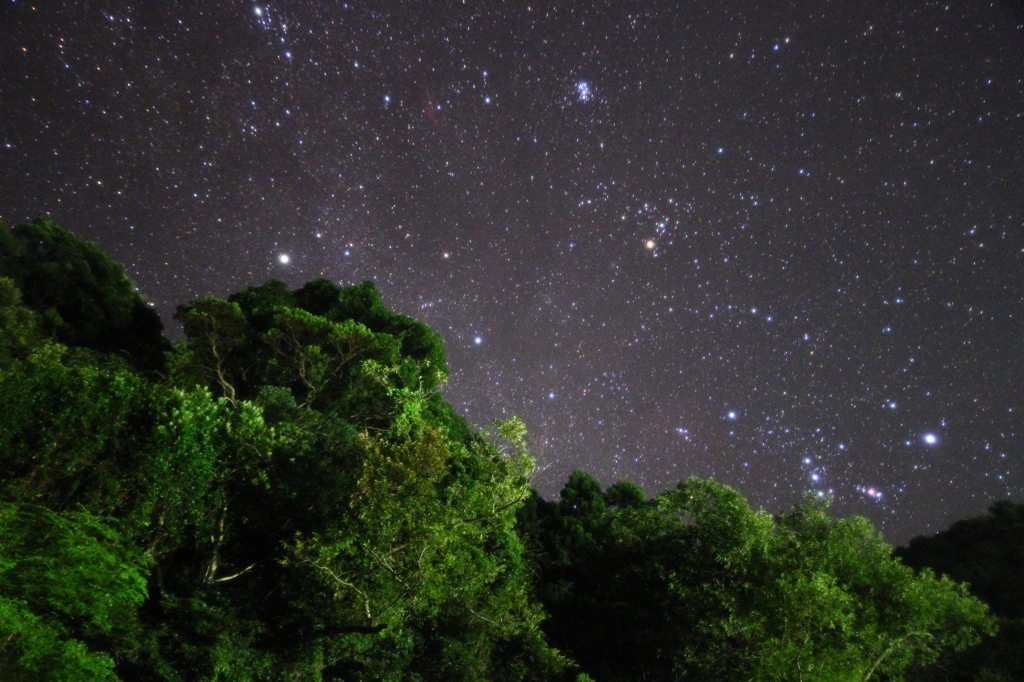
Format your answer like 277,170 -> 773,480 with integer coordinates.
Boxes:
2,0 -> 1023,542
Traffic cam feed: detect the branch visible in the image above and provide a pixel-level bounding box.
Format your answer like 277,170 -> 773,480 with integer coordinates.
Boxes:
863,631 -> 928,682
202,506 -> 229,584
454,493 -> 529,528
214,563 -> 257,582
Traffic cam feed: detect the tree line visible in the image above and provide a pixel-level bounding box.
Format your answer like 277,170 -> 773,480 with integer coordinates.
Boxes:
0,220 -> 1019,681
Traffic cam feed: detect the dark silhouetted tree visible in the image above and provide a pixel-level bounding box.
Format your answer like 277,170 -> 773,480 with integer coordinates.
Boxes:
898,501 -> 1024,681
0,220 -> 169,371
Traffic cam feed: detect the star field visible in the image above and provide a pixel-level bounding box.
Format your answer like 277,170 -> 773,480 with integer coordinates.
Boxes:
2,0 -> 1023,543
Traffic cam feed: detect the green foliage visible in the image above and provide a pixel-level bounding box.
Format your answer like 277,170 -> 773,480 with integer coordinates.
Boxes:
548,471 -> 608,564
525,476 -> 995,681
292,279 -> 448,384
748,493 -> 993,681
898,501 -> 1024,620
0,344 -> 159,518
0,277 -> 41,367
897,501 -> 1024,681
173,279 -> 442,423
0,503 -> 149,681
601,480 -> 645,510
0,220 -> 170,371
162,272 -> 562,678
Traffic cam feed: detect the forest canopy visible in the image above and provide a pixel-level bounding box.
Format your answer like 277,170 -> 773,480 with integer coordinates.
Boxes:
0,221 -> 1010,681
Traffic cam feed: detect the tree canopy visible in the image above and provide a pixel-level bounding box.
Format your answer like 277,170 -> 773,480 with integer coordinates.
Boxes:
0,221 -> 1005,681
897,502 -> 1024,681
521,472 -> 995,681
0,220 -> 169,371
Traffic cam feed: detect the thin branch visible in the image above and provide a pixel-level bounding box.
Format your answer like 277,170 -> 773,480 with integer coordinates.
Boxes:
863,632 -> 927,682
214,563 -> 257,582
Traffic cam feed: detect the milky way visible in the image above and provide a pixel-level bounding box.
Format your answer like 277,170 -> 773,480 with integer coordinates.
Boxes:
3,0 -> 1023,542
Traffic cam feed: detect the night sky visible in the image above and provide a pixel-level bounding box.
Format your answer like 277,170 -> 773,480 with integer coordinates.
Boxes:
3,1 -> 1023,544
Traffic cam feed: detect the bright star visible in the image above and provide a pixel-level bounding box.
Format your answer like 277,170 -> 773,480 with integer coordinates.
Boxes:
923,433 -> 938,445
473,336 -> 482,345
278,254 -> 290,264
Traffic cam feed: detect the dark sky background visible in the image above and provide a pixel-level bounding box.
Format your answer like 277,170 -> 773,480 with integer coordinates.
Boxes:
3,0 -> 1023,544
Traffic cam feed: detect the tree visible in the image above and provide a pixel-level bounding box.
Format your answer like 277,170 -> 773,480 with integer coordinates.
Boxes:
0,220 -> 169,371
748,489 -> 993,681
524,476 -> 995,681
0,277 -> 40,368
897,501 -> 1024,681
0,503 -> 149,681
160,278 -> 566,679
0,343 -> 162,521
